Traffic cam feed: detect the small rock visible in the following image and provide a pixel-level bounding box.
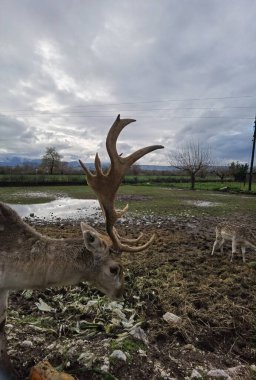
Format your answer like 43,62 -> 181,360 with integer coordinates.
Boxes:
129,326 -> 148,345
138,348 -> 147,357
47,343 -> 56,350
100,357 -> 110,373
21,340 -> 33,348
207,369 -> 231,379
30,213 -> 35,217
77,352 -> 95,368
163,312 -> 182,324
183,344 -> 197,351
5,324 -> 14,329
190,369 -> 203,379
110,350 -> 127,362
112,308 -> 126,320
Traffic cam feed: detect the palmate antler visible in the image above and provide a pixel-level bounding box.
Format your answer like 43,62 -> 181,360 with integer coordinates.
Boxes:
79,114 -> 164,253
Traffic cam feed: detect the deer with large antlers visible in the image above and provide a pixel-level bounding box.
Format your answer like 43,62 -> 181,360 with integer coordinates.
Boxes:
0,115 -> 163,375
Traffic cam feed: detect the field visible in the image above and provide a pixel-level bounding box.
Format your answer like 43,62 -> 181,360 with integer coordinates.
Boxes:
1,185 -> 256,379
1,184 -> 256,217
1,173 -> 256,193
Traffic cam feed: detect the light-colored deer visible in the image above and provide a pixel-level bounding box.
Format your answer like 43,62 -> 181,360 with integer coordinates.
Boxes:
0,115 -> 163,375
211,222 -> 256,262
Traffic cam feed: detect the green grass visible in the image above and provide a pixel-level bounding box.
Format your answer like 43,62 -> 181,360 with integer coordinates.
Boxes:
151,180 -> 254,191
1,173 -> 255,192
0,173 -> 86,184
1,184 -> 256,218
111,337 -> 146,353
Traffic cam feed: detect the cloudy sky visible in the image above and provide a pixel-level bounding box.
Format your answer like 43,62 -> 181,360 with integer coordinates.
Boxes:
1,0 -> 256,166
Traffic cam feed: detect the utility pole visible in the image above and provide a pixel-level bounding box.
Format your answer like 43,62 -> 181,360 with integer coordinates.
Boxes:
248,116 -> 256,191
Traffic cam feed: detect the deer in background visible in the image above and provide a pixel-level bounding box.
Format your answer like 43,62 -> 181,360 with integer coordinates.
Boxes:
211,222 -> 256,262
0,115 -> 164,376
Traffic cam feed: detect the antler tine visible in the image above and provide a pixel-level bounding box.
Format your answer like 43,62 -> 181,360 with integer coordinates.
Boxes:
114,228 -> 144,243
79,159 -> 93,178
79,115 -> 164,254
112,233 -> 156,253
106,114 -> 136,165
106,114 -> 163,172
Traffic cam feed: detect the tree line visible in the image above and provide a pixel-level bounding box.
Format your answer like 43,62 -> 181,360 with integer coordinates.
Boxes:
0,145 -> 253,190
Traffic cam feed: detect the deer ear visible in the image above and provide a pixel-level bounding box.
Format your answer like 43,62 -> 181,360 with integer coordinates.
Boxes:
80,222 -> 99,234
81,222 -> 108,255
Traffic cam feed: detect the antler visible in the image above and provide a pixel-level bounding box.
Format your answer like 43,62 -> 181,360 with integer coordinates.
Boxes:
79,114 -> 164,253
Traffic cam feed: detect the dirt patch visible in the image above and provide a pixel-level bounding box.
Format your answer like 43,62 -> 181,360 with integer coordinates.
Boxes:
6,216 -> 256,379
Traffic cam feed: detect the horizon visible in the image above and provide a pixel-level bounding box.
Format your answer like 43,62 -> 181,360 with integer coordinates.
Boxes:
0,154 -> 239,170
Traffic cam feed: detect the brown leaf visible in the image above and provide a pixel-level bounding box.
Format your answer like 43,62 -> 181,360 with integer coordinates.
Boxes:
29,360 -> 75,380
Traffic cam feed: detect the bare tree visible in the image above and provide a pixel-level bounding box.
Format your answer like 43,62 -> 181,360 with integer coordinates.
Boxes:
41,147 -> 62,174
212,165 -> 230,183
169,141 -> 212,190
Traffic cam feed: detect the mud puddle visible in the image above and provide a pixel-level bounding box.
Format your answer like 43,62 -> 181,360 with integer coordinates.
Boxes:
8,198 -> 102,222
186,200 -> 220,207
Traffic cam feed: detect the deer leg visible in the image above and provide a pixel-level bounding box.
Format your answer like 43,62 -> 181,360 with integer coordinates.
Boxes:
212,238 -> 224,255
211,238 -> 222,255
0,290 -> 14,378
231,236 -> 237,262
211,240 -> 217,255
0,290 -> 8,355
241,246 -> 246,263
219,238 -> 225,253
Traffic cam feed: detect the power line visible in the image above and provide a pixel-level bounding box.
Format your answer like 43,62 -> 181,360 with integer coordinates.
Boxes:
1,105 -> 256,117
0,94 -> 255,113
0,110 -> 255,120
0,94 -> 255,120
1,115 -> 254,121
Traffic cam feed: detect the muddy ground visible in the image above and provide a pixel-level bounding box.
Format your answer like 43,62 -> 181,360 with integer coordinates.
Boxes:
7,215 -> 256,379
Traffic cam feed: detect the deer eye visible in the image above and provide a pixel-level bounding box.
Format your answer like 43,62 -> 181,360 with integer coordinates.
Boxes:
89,234 -> 95,243
110,265 -> 120,276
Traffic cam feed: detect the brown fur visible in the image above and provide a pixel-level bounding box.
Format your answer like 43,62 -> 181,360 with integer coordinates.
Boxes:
211,222 -> 256,262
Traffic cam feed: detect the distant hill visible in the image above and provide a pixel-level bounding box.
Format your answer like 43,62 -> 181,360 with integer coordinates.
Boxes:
135,165 -> 175,172
0,155 -> 174,171
0,156 -> 41,167
67,161 -> 174,171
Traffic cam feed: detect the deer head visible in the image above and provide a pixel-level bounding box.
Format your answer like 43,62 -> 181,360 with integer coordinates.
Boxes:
79,114 -> 164,254
80,221 -> 124,298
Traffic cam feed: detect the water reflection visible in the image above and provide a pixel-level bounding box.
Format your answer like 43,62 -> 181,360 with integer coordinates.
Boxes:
9,198 -> 102,221
186,200 -> 220,207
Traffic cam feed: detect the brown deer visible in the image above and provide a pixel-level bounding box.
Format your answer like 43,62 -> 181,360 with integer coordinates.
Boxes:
211,222 -> 256,262
0,114 -> 163,376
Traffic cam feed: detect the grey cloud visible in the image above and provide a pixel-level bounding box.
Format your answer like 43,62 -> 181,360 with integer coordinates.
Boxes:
0,117 -> 32,140
1,0 -> 256,164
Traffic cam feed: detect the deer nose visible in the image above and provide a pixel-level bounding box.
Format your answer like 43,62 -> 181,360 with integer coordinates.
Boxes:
109,264 -> 120,276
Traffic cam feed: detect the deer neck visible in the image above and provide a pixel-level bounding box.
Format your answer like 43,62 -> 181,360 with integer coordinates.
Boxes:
1,236 -> 94,290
